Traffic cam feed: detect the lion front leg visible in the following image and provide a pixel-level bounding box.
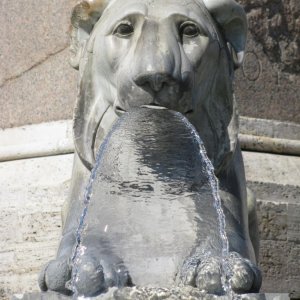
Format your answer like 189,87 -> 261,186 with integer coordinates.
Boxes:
39,231 -> 132,297
179,250 -> 262,295
70,234 -> 132,297
178,152 -> 262,295
178,203 -> 262,295
38,231 -> 75,295
39,156 -> 132,297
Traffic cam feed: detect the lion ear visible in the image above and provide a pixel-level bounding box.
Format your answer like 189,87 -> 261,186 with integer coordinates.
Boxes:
203,0 -> 247,67
70,0 -> 108,69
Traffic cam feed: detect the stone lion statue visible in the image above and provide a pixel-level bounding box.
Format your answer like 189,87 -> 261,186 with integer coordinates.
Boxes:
39,0 -> 262,297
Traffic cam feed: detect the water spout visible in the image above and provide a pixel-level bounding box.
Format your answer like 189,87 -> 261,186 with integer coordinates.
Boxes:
70,107 -> 235,297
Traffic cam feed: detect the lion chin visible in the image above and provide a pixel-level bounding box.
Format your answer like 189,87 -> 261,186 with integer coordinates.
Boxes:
38,0 -> 262,297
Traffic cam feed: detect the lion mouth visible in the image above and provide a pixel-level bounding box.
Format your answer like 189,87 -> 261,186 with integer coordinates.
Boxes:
115,104 -> 193,116
142,104 -> 167,110
115,104 -> 168,116
115,106 -> 127,116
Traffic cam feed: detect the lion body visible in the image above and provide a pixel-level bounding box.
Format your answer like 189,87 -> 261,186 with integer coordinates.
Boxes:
39,0 -> 261,296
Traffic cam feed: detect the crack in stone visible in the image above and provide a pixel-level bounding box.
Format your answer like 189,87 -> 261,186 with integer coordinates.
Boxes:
0,45 -> 69,88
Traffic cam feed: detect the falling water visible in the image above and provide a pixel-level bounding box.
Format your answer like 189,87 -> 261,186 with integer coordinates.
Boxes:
177,112 -> 234,296
69,119 -> 124,297
69,107 -> 234,297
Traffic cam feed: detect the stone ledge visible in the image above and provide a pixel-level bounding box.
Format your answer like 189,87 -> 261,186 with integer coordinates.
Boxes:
0,120 -> 73,162
1,118 -> 300,163
11,289 -> 290,300
239,117 -> 300,141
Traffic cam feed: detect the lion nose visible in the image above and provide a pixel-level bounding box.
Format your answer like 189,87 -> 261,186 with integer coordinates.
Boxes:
132,21 -> 181,94
134,73 -> 173,92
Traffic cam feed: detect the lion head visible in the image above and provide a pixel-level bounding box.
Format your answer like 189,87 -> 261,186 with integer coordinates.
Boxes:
70,0 -> 247,174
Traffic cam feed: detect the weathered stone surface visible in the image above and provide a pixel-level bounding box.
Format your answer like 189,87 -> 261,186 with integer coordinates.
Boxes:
0,155 -> 73,300
288,245 -> 300,278
0,120 -> 73,162
238,0 -> 300,73
243,151 -> 300,294
1,0 -> 299,130
257,202 -> 287,241
239,117 -> 300,141
11,290 -> 282,300
259,240 -> 291,284
0,49 -> 77,129
247,182 -> 300,206
235,0 -> 300,123
287,204 -> 300,243
243,152 -> 300,187
0,0 -> 77,129
0,0 -> 77,85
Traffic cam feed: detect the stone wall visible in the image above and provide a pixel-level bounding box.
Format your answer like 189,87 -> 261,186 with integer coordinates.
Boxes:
0,154 -> 72,300
0,0 -> 77,129
0,0 -> 299,129
0,0 -> 299,299
1,148 -> 300,299
235,0 -> 300,123
244,152 -> 300,293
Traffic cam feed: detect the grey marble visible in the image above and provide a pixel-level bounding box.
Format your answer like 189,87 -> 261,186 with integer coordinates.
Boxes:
38,0 -> 263,298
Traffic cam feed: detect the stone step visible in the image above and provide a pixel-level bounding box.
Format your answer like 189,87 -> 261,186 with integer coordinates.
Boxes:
1,121 -> 299,298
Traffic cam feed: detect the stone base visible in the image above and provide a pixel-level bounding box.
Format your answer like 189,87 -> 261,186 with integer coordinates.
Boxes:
12,288 -> 290,300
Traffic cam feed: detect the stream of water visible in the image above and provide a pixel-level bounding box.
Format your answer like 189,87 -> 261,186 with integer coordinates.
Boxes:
69,108 -> 234,298
177,112 -> 234,296
69,119 -> 124,296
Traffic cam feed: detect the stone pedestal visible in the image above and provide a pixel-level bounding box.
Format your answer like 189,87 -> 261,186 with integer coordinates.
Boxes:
12,289 -> 291,300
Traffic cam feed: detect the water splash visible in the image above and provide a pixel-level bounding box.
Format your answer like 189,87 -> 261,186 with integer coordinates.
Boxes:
177,112 -> 234,296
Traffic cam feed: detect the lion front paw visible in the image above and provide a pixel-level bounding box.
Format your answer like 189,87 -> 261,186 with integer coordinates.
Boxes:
38,256 -> 72,295
72,254 -> 132,297
180,252 -> 262,295
39,253 -> 132,297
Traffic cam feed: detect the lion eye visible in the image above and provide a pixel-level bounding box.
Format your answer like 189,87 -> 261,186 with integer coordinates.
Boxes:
114,23 -> 134,37
180,22 -> 199,38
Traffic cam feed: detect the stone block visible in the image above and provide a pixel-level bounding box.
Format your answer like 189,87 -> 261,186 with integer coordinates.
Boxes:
18,211 -> 62,243
244,152 -> 300,295
259,240 -> 291,286
247,182 -> 300,206
0,155 -> 73,299
287,245 -> 300,278
235,0 -> 300,123
239,117 -> 300,141
243,151 -> 300,188
0,210 -> 22,250
3,273 -> 38,300
261,277 -> 290,296
257,201 -> 287,241
287,204 -> 300,243
14,242 -> 58,272
0,49 -> 77,129
0,251 -> 15,273
0,0 -> 77,86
